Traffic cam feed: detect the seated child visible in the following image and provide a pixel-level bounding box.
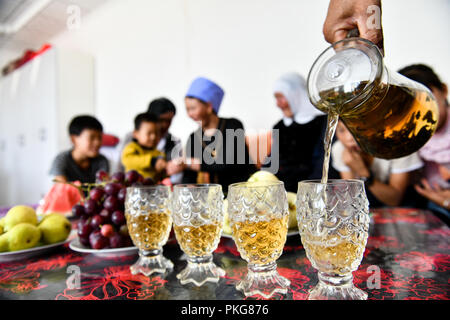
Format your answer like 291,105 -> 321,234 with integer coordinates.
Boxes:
398,64 -> 450,218
121,112 -> 167,181
49,115 -> 109,183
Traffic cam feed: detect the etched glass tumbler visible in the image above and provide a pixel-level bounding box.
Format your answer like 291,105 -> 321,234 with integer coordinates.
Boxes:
296,179 -> 370,300
125,185 -> 173,276
170,184 -> 225,286
227,181 -> 290,298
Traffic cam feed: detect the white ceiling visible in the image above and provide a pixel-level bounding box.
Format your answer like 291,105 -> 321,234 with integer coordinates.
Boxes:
0,0 -> 108,52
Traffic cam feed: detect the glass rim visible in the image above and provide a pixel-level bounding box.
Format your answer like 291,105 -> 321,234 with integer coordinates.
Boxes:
307,37 -> 383,107
126,184 -> 170,191
228,180 -> 284,189
173,183 -> 222,189
298,179 -> 364,186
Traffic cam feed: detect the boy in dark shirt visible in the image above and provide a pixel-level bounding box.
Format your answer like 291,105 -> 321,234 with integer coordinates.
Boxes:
49,115 -> 109,183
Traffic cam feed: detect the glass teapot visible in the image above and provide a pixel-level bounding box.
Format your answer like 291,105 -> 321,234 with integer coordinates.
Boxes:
307,37 -> 439,159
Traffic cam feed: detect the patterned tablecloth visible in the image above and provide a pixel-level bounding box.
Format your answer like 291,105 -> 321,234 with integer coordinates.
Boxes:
0,207 -> 448,300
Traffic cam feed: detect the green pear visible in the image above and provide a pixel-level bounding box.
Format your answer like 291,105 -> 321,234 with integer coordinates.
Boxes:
0,232 -> 9,252
39,213 -> 63,224
8,223 -> 41,251
4,205 -> 37,232
247,170 -> 279,183
38,214 -> 71,244
0,217 -> 5,233
287,192 -> 298,229
222,199 -> 232,235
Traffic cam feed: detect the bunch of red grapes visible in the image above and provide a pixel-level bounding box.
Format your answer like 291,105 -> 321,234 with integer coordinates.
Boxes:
72,170 -> 155,250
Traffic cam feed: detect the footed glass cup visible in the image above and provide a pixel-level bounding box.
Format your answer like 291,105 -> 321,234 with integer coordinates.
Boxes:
227,181 -> 290,298
296,179 -> 370,300
125,185 -> 173,276
171,184 -> 225,286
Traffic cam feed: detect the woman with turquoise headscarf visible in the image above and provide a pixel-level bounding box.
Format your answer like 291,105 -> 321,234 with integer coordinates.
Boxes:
179,77 -> 256,192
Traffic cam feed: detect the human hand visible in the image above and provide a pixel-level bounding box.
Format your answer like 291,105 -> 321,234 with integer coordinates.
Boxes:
438,164 -> 450,181
342,147 -> 370,178
415,178 -> 450,209
323,0 -> 384,53
166,158 -> 185,176
155,158 -> 167,172
185,158 -> 202,172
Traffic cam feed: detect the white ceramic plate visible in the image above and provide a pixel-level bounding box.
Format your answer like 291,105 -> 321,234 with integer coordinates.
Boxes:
69,238 -> 138,257
0,237 -> 72,262
221,229 -> 299,239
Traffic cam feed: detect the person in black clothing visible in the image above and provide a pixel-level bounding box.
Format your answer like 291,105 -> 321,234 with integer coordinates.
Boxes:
178,77 -> 256,193
147,98 -> 184,184
262,72 -> 339,192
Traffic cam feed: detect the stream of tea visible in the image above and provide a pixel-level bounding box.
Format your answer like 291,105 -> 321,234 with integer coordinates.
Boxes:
321,111 -> 339,184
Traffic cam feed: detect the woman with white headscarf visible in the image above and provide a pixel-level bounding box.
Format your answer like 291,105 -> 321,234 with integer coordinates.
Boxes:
263,72 -> 339,192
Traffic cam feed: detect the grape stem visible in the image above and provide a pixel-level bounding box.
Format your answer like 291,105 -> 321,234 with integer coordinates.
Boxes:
52,179 -> 107,203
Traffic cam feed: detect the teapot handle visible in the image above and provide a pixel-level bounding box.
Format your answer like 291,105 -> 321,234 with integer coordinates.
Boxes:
346,28 -> 360,38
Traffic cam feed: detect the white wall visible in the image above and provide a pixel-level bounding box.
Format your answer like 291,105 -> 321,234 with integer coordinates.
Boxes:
8,0 -> 450,148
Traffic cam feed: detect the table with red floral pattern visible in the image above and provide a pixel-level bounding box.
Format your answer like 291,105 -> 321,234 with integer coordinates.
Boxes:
0,207 -> 448,300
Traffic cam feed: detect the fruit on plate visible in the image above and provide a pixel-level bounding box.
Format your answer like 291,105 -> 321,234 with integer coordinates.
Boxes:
6,223 -> 41,252
222,199 -> 232,235
38,213 -> 72,244
287,192 -> 298,229
247,170 -> 280,184
72,169 -> 145,250
0,233 -> 9,251
221,171 -> 299,235
0,206 -> 72,252
3,205 -> 38,232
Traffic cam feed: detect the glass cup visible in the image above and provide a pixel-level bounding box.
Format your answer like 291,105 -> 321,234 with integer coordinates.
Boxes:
296,179 -> 370,300
125,185 -> 174,276
227,180 -> 290,298
170,184 -> 225,286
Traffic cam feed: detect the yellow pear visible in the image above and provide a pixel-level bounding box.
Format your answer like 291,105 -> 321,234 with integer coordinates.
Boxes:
0,232 -> 8,252
247,170 -> 279,183
38,214 -> 71,244
39,213 -> 64,224
4,205 -> 37,232
287,192 -> 298,229
222,199 -> 232,235
8,223 -> 41,251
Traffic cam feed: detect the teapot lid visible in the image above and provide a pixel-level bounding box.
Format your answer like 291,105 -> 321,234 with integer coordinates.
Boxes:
307,38 -> 384,113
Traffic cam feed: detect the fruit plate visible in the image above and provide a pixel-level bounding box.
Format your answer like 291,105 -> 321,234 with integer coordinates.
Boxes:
0,235 -> 73,263
221,229 -> 299,239
69,238 -> 138,257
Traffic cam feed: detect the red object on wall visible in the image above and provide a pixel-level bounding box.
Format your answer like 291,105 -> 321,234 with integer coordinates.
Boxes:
102,133 -> 120,147
2,44 -> 52,76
